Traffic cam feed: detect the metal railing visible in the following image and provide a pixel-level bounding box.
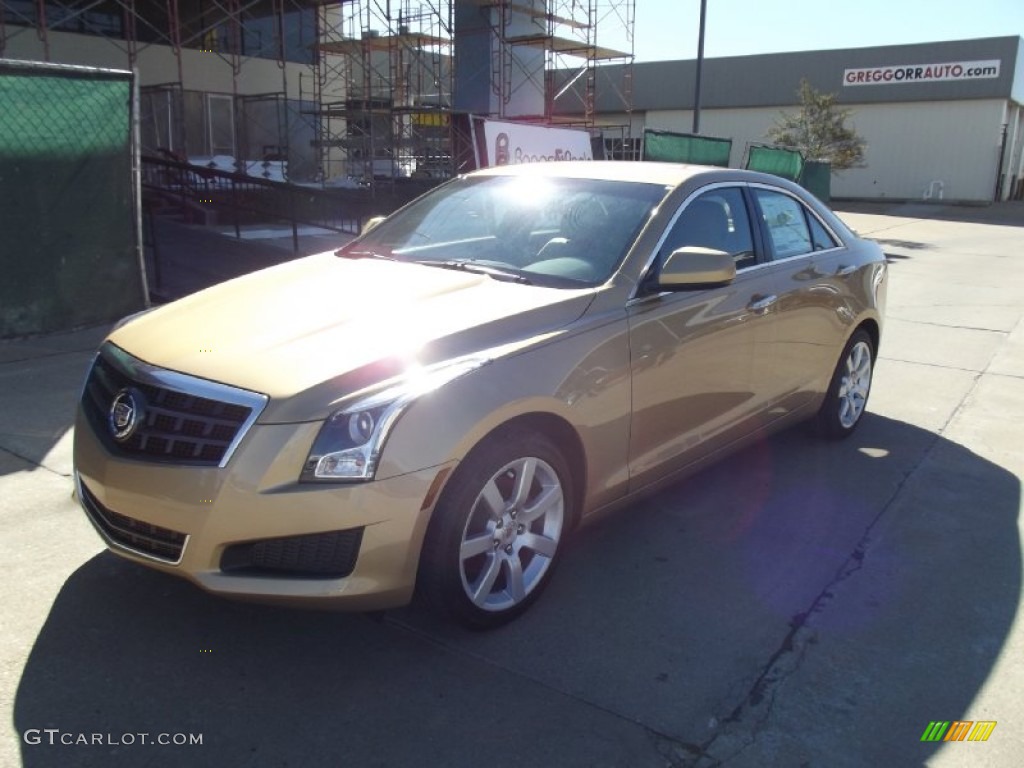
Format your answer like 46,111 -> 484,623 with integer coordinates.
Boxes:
139,155 -> 442,301
141,155 -> 374,251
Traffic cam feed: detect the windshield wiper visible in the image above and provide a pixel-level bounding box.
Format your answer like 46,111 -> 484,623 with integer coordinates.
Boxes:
412,259 -> 533,285
337,252 -> 534,285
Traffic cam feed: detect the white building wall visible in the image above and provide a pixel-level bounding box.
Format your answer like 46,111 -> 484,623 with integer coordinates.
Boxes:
3,30 -> 312,98
1013,38 -> 1024,105
827,100 -> 1005,201
1009,104 -> 1024,197
639,99 -> 1008,201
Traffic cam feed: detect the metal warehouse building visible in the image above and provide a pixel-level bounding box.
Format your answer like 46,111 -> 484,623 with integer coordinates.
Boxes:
590,36 -> 1024,202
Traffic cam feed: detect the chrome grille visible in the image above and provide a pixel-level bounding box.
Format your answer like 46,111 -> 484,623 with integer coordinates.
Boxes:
81,344 -> 267,467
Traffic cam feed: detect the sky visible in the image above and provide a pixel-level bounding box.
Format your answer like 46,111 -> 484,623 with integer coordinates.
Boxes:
599,0 -> 1024,62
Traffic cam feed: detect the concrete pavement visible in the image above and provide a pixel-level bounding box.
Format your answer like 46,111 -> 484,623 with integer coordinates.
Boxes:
1,204 -> 1022,767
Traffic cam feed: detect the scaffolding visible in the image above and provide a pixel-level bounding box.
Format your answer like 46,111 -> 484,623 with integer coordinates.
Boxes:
1,1 -> 635,184
309,1 -> 455,184
480,0 -> 634,124
305,1 -> 635,184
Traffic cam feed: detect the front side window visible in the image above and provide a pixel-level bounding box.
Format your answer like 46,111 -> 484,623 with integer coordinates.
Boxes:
344,175 -> 669,288
754,189 -> 813,260
659,187 -> 756,269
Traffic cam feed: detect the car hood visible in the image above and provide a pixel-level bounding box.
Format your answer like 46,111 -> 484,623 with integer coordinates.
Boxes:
110,252 -> 595,422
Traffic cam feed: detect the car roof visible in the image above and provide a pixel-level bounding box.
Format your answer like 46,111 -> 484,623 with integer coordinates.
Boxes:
470,160 -> 721,187
469,160 -> 856,245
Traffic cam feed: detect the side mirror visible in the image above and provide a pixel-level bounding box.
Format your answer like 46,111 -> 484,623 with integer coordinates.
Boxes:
657,247 -> 736,289
361,215 -> 387,235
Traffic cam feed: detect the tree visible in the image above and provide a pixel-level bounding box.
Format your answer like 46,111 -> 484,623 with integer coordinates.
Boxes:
767,79 -> 866,171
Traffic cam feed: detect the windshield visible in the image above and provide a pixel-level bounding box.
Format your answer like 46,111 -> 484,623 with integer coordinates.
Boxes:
341,174 -> 669,287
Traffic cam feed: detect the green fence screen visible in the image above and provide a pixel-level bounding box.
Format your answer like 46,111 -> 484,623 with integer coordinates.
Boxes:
0,61 -> 144,336
746,145 -> 805,182
800,160 -> 832,202
643,129 -> 732,167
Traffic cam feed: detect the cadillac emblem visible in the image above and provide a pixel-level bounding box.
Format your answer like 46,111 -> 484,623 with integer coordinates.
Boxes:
108,388 -> 144,442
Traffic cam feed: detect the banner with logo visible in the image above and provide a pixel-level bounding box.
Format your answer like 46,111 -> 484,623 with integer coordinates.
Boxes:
479,119 -> 593,167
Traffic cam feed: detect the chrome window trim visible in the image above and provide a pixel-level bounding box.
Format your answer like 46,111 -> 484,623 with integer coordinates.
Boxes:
75,471 -> 189,566
101,342 -> 269,469
630,181 -> 752,301
628,179 -> 851,306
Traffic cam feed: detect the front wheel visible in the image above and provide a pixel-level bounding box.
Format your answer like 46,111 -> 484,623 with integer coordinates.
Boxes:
419,431 -> 572,629
814,329 -> 875,439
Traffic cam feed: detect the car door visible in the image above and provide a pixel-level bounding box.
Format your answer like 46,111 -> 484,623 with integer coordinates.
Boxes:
749,186 -> 852,414
626,185 -> 778,491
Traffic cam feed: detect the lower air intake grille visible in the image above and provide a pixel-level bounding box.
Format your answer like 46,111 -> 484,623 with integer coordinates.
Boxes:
80,480 -> 187,563
220,529 -> 364,579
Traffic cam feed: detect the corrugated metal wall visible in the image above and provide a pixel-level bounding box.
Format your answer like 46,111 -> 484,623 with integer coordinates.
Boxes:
635,99 -> 1007,201
827,100 -> 1004,201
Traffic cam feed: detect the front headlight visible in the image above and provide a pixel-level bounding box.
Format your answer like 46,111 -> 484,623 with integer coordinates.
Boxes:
301,357 -> 488,482
301,401 -> 398,481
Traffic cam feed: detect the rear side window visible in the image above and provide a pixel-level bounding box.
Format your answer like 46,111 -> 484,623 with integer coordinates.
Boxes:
808,214 -> 839,251
754,189 -> 812,260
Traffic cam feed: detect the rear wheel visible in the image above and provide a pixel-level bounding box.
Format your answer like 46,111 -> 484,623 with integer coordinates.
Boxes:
814,329 -> 875,439
420,431 -> 572,629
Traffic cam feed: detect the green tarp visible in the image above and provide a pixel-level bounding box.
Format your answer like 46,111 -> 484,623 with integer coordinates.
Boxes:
0,62 -> 144,336
643,129 -> 732,167
746,145 -> 805,182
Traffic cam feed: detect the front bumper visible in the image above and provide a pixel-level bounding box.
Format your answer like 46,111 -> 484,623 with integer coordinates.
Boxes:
73,408 -> 452,610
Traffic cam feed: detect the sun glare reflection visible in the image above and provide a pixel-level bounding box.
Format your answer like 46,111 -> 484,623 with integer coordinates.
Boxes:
499,176 -> 555,207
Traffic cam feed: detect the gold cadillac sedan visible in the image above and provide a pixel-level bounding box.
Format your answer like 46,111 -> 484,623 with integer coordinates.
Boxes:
74,162 -> 886,628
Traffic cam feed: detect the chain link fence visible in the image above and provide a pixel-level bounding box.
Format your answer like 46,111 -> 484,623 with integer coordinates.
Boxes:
0,59 -> 145,336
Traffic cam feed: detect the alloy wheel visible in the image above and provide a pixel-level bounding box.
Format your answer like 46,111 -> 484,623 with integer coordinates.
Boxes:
458,456 -> 564,613
838,340 -> 873,429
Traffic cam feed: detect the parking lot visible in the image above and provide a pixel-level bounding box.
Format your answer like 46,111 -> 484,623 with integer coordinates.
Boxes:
1,203 -> 1022,767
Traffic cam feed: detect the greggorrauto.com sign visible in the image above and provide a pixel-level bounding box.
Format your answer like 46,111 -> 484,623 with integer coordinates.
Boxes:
843,59 -> 1000,86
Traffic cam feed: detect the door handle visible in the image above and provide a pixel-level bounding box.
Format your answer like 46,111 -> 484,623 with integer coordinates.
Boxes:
747,294 -> 777,313
835,264 -> 858,276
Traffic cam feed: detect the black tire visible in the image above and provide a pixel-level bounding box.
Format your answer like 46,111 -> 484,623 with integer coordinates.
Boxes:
418,430 -> 573,629
814,328 -> 875,439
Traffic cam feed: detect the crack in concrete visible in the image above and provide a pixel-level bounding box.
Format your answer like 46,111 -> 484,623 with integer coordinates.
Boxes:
694,338 -> 1000,765
877,355 -> 988,375
885,317 -> 1010,334
692,476 -> 914,766
0,444 -> 71,478
0,346 -> 98,366
845,219 -> 927,237
382,613 -> 707,766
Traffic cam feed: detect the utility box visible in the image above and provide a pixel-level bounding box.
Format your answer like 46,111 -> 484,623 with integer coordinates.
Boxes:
0,60 -> 145,337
